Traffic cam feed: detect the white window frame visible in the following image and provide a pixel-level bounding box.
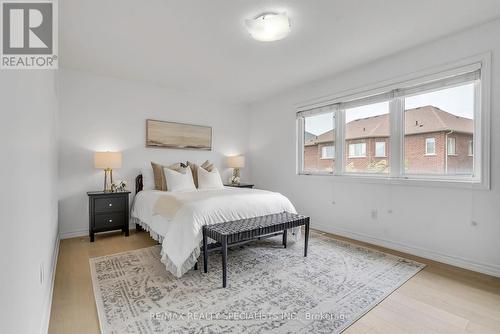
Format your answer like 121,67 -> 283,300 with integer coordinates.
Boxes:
348,142 -> 366,158
425,137 -> 436,156
468,140 -> 474,156
375,141 -> 386,157
296,53 -> 491,189
321,145 -> 335,159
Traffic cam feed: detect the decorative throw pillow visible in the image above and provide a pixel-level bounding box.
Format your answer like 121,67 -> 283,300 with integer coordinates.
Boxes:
197,167 -> 224,190
151,161 -> 183,191
141,167 -> 155,191
187,160 -> 214,188
163,166 -> 196,192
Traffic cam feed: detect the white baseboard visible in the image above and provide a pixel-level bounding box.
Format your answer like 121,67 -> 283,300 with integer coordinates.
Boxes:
59,228 -> 87,239
313,222 -> 500,278
60,224 -> 139,240
40,233 -> 60,334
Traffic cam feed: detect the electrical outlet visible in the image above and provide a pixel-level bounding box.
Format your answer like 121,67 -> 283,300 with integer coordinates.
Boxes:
371,209 -> 378,219
331,201 -> 336,205
471,220 -> 479,227
39,263 -> 44,285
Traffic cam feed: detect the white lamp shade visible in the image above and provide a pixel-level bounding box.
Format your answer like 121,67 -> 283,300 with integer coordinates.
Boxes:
245,13 -> 291,42
227,155 -> 245,168
94,152 -> 122,169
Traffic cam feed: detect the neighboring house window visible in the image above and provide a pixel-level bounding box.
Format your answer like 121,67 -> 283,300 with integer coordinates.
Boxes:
321,145 -> 335,159
375,141 -> 386,157
348,143 -> 366,157
297,60 -> 488,187
447,137 -> 456,155
425,138 -> 436,155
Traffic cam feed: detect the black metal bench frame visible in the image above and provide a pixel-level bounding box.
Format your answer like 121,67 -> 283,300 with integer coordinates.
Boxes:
201,212 -> 310,288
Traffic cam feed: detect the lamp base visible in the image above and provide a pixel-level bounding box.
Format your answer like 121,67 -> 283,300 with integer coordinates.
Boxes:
103,168 -> 113,192
231,168 -> 241,185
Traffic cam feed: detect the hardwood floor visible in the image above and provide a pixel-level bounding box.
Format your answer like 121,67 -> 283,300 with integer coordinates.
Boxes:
48,229 -> 500,334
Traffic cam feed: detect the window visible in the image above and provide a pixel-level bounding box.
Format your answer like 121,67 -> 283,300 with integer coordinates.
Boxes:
345,101 -> 389,173
348,143 -> 366,157
447,137 -> 456,155
375,141 -> 386,157
321,145 -> 335,159
425,138 -> 436,155
405,82 -> 475,175
301,110 -> 335,173
297,60 -> 488,187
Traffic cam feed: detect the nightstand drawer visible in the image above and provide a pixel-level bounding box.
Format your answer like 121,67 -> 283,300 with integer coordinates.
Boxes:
94,212 -> 125,229
94,197 -> 125,213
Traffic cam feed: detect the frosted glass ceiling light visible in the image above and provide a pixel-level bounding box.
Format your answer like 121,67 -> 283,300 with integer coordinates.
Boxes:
245,13 -> 291,42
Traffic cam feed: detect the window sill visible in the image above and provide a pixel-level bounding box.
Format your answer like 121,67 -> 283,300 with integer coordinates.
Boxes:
297,172 -> 488,190
424,153 -> 436,156
320,157 -> 335,160
374,155 -> 387,158
348,156 -> 367,159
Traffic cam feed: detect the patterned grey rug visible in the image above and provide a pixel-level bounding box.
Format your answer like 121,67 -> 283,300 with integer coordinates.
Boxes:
90,232 -> 424,333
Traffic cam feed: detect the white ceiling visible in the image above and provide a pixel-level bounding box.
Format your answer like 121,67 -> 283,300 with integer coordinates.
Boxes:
60,0 -> 500,104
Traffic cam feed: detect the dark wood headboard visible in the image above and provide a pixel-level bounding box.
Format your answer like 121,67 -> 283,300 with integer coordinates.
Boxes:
135,174 -> 143,194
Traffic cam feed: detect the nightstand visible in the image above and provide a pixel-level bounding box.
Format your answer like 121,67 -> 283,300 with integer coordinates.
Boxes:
87,191 -> 130,242
224,183 -> 254,189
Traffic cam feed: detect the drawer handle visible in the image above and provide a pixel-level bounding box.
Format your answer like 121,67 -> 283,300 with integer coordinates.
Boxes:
108,203 -> 113,207
108,219 -> 113,223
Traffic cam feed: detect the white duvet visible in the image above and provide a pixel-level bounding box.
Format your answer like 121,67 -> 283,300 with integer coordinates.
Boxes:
131,187 -> 299,277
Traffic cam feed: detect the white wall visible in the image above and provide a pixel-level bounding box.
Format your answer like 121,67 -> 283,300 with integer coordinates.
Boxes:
248,19 -> 500,276
0,71 -> 59,333
58,70 -> 251,237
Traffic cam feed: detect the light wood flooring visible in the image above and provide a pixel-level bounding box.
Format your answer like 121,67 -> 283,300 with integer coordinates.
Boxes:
48,230 -> 500,334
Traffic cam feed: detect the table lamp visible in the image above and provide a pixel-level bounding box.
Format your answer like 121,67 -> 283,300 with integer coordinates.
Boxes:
94,152 -> 122,192
227,155 -> 245,185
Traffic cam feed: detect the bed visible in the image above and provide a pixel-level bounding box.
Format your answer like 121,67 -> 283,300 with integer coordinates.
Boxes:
131,175 -> 301,278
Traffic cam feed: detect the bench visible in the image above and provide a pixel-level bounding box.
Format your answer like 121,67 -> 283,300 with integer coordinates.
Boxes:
202,212 -> 310,288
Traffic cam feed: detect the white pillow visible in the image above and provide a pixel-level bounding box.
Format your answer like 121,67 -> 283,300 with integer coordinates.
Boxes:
163,166 -> 196,192
141,168 -> 155,191
197,167 -> 224,190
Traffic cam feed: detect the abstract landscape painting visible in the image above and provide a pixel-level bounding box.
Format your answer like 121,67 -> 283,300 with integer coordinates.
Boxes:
146,119 -> 212,150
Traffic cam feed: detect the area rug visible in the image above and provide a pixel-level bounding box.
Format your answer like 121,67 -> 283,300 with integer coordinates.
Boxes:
90,232 -> 424,333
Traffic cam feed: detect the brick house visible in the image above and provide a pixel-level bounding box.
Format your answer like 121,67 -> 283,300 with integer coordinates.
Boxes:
304,106 -> 473,174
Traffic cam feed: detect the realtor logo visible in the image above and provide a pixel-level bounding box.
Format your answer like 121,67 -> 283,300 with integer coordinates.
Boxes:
1,0 -> 58,69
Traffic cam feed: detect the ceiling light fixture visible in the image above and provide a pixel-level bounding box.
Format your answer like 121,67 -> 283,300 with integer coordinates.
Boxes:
245,12 -> 291,42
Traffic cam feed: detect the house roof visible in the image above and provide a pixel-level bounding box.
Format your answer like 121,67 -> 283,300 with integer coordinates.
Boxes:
305,106 -> 473,145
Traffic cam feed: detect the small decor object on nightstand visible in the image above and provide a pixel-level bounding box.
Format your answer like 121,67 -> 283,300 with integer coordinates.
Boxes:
111,180 -> 127,192
94,151 -> 122,192
227,155 -> 245,185
88,191 -> 130,242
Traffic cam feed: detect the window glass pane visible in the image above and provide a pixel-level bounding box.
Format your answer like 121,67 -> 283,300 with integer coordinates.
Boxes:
425,138 -> 436,155
404,83 -> 474,175
447,137 -> 456,155
375,142 -> 386,157
345,101 -> 389,173
321,145 -> 335,159
303,112 -> 334,173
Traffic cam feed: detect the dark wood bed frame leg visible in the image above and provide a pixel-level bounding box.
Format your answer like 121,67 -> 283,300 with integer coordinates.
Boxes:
282,229 -> 287,248
135,223 -> 142,231
222,236 -> 228,288
304,221 -> 310,257
194,262 -> 198,270
203,226 -> 208,273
